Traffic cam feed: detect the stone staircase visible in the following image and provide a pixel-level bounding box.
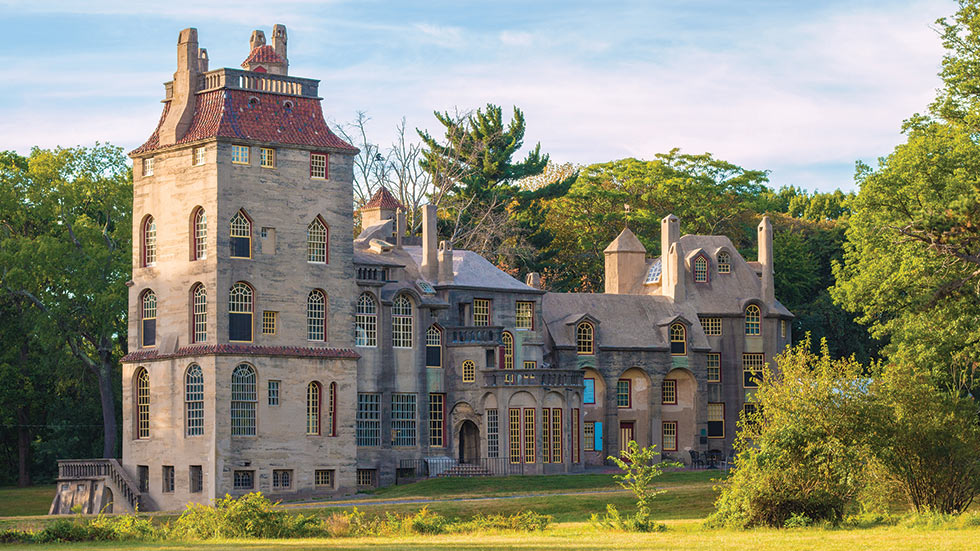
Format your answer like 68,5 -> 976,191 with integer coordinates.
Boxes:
437,463 -> 493,478
49,459 -> 144,515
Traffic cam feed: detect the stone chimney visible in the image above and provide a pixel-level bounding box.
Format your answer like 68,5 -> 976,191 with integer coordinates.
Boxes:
603,227 -> 646,294
395,208 -> 405,248
158,28 -> 200,146
660,214 -> 684,301
271,24 -> 288,74
421,204 -> 438,281
525,272 -> 542,289
198,48 -> 209,72
438,241 -> 454,284
250,30 -> 266,50
758,215 -> 774,304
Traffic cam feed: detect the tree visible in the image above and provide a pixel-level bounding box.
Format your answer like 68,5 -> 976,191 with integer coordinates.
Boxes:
0,145 -> 131,459
592,441 -> 679,532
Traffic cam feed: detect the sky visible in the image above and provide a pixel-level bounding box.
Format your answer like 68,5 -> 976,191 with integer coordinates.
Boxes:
0,0 -> 957,192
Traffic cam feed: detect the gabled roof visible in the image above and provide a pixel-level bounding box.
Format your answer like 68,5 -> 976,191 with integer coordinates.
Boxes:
242,45 -> 285,66
604,227 -> 646,254
363,187 -> 405,210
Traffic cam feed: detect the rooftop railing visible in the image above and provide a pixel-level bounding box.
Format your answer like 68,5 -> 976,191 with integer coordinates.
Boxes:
163,68 -> 320,100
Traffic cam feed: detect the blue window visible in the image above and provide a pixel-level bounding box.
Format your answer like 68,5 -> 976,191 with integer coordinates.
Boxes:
584,378 -> 595,404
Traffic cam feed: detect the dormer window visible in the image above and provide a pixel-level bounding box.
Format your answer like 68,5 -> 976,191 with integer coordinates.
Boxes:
694,255 -> 708,282
745,304 -> 761,336
669,323 -> 686,355
143,157 -> 154,176
718,251 -> 731,274
576,322 -> 595,355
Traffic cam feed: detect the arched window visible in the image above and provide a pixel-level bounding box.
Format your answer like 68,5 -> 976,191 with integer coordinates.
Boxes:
231,364 -> 256,436
694,255 -> 708,282
135,368 -> 150,439
670,323 -> 686,355
229,282 -> 253,342
140,290 -> 156,348
307,217 -> 328,263
191,284 -> 207,343
576,322 -> 594,355
306,382 -> 321,436
356,293 -> 377,347
392,295 -> 413,348
426,325 -> 442,368
745,304 -> 761,336
327,382 -> 337,437
307,289 -> 326,341
142,216 -> 156,267
192,208 -> 207,260
230,210 -> 251,259
462,360 -> 476,382
501,331 -> 514,369
718,251 -> 731,274
185,364 -> 204,436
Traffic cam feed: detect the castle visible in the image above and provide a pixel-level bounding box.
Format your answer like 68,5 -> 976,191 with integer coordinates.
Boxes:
50,26 -> 792,514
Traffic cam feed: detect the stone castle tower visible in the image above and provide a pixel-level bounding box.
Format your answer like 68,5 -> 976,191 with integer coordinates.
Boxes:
118,25 -> 360,510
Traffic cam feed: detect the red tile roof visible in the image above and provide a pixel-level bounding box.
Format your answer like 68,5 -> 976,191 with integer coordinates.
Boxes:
363,187 -> 405,210
121,344 -> 360,362
131,89 -> 358,155
242,45 -> 285,66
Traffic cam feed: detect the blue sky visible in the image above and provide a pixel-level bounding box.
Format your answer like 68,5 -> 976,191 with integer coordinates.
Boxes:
0,0 -> 955,192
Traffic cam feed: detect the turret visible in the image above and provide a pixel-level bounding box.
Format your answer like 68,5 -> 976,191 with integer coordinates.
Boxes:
603,227 -> 646,294
158,28 -> 200,146
758,215 -> 774,304
438,241 -> 454,284
660,214 -> 684,300
271,24 -> 288,72
421,204 -> 438,281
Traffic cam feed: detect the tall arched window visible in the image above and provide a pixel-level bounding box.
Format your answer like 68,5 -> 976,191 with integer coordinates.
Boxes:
135,367 -> 150,439
191,284 -> 207,343
230,210 -> 251,259
462,360 -> 476,382
718,251 -> 731,274
185,364 -> 204,436
229,282 -> 253,342
140,290 -> 156,348
192,208 -> 207,260
576,322 -> 594,355
142,216 -> 156,267
327,382 -> 337,437
670,323 -> 687,355
307,217 -> 328,263
694,255 -> 708,282
745,304 -> 761,336
306,382 -> 321,435
307,289 -> 326,341
392,295 -> 413,348
426,326 -> 442,368
501,331 -> 514,369
231,364 -> 256,436
356,293 -> 377,347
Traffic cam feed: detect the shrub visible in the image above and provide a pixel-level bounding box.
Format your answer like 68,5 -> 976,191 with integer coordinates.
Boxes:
590,504 -> 666,533
0,529 -> 31,544
452,511 -> 552,533
170,492 -> 319,540
32,519 -> 93,543
88,512 -> 158,540
406,506 -> 447,535
783,513 -> 813,528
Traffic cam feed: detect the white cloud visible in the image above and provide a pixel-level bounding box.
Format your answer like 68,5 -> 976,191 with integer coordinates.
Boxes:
413,23 -> 465,49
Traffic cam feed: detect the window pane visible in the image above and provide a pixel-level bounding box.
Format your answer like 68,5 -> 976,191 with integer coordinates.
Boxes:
391,393 -> 417,446
583,379 -> 595,404
231,364 -> 256,436
356,294 -> 378,347
356,393 -> 380,446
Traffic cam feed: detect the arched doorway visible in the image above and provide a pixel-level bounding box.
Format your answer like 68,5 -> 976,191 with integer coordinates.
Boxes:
100,487 -> 114,514
458,420 -> 480,463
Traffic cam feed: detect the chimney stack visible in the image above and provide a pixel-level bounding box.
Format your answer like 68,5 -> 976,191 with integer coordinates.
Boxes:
525,272 -> 542,289
271,24 -> 288,74
198,48 -> 209,72
664,242 -> 685,301
159,28 -> 200,146
249,29 -> 266,51
660,214 -> 680,291
758,216 -> 774,304
395,208 -> 405,248
421,204 -> 438,281
438,241 -> 454,284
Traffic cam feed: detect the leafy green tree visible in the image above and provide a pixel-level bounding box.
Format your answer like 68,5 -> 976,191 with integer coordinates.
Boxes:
0,145 -> 131,459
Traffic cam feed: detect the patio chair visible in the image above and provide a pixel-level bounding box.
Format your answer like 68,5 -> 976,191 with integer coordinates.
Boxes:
688,450 -> 704,469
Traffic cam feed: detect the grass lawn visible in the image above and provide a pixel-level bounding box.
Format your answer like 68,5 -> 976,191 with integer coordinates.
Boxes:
0,485 -> 54,517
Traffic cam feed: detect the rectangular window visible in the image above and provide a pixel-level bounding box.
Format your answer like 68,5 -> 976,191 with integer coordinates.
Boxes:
356,469 -> 375,487
617,379 -> 631,408
584,421 -> 595,451
260,147 -> 275,168
572,408 -> 580,463
231,145 -> 249,164
193,146 -> 206,166
781,319 -> 787,339
583,378 -> 596,404
315,469 -> 335,488
743,353 -> 765,388
391,393 -> 417,447
310,152 -> 327,179
700,316 -> 722,336
662,421 -> 677,451
523,360 -> 536,370
487,409 -> 499,458
523,408 -> 536,464
233,470 -> 254,490
162,466 -> 174,493
473,299 -> 491,326
708,402 -> 725,438
138,465 -> 149,493
143,157 -> 154,176
551,408 -> 562,464
262,311 -> 277,335
542,408 -> 551,464
515,301 -> 534,330
189,465 -> 202,493
429,393 -> 444,447
186,374 -> 205,437
743,403 -> 759,424
356,393 -> 381,446
707,353 -> 721,383
268,380 -> 280,406
508,408 -> 521,464
662,379 -> 677,405
272,469 -> 292,490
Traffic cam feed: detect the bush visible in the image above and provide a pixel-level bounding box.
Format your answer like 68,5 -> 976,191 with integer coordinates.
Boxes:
406,506 -> 448,535
88,512 -> 158,540
32,519 -> 93,543
590,504 -> 666,533
452,511 -> 552,533
0,529 -> 31,544
783,513 -> 813,528
169,492 -> 319,540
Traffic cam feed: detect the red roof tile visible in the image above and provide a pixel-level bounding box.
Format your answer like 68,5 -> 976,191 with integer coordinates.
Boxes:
131,89 -> 357,155
363,187 -> 405,210
121,343 -> 360,362
242,45 -> 285,66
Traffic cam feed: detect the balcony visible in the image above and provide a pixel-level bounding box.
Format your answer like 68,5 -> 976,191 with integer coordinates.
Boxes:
355,266 -> 388,284
164,68 -> 320,100
447,326 -> 502,346
481,368 -> 584,388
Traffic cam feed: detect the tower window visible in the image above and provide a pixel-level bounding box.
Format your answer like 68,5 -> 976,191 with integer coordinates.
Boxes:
310,152 -> 327,179
230,211 -> 251,259
193,147 -> 206,166
307,289 -> 326,341
230,364 -> 256,437
135,367 -> 150,439
306,382 -> 321,436
185,364 -> 204,436
142,216 -> 156,267
192,284 -> 207,343
231,145 -> 249,164
307,217 -> 328,263
356,293 -> 377,347
260,147 -> 275,168
745,305 -> 761,336
140,290 -> 156,348
229,282 -> 253,342
142,157 -> 154,177
192,208 -> 207,260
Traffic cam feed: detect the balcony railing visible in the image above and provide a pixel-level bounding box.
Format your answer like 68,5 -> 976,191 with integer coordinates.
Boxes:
164,68 -> 320,100
481,368 -> 584,388
57,459 -> 142,512
398,457 -> 535,479
356,266 -> 388,282
448,326 -> 502,346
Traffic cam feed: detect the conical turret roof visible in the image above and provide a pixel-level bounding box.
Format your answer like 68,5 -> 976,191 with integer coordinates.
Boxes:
604,227 -> 646,254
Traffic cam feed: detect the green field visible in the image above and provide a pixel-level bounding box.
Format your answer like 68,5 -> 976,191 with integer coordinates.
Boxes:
0,486 -> 55,517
